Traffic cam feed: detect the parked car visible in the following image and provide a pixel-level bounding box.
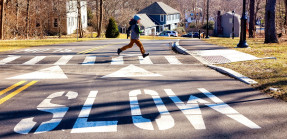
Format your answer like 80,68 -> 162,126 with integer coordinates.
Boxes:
181,33 -> 193,37
182,32 -> 204,38
158,31 -> 178,37
192,32 -> 201,38
158,32 -> 170,37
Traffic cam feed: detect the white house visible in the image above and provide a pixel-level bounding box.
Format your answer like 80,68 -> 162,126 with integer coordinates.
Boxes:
66,0 -> 88,35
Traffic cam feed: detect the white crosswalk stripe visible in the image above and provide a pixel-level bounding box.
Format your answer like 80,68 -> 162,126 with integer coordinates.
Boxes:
111,56 -> 124,65
138,56 -> 153,64
82,56 -> 96,65
0,55 -> 189,65
0,56 -> 21,65
54,55 -> 73,65
165,56 -> 182,65
23,56 -> 46,65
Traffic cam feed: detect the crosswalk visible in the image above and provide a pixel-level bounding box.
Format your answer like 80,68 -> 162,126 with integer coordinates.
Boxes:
0,55 -> 199,65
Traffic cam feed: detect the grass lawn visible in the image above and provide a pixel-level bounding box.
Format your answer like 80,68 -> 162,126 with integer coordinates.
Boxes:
0,37 -> 106,52
0,33 -> 181,52
203,37 -> 287,101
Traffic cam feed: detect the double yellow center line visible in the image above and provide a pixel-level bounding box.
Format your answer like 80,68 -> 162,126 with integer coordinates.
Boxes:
77,42 -> 128,54
0,81 -> 38,105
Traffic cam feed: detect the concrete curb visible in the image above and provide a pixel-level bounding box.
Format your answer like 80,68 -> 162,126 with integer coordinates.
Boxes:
172,41 -> 210,65
207,65 -> 258,85
172,40 -> 258,85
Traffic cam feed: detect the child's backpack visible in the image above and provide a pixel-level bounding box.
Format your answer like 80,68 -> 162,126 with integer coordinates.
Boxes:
126,26 -> 132,39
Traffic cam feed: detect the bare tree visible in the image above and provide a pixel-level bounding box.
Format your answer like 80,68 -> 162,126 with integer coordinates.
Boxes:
0,0 -> 5,40
265,0 -> 279,43
77,0 -> 84,38
96,0 -> 103,38
284,0 -> 287,33
25,0 -> 30,38
249,0 -> 256,38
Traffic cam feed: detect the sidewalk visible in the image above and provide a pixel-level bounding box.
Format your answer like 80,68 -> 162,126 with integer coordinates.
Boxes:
179,39 -> 260,64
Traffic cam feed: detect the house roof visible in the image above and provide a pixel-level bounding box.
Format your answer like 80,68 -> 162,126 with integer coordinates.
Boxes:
138,2 -> 180,15
136,14 -> 156,28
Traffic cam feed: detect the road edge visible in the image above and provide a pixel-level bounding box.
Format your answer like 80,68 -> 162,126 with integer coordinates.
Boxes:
172,40 -> 258,85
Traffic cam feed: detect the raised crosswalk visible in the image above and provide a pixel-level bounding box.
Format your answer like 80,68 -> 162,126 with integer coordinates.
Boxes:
0,55 -> 199,65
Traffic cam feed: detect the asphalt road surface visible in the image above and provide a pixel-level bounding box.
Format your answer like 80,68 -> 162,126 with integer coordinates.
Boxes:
0,39 -> 286,139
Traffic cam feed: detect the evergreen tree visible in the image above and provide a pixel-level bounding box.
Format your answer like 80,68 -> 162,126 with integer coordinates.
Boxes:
105,17 -> 120,38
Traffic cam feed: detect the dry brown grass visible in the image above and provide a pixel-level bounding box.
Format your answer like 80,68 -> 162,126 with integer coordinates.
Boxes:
204,37 -> 287,101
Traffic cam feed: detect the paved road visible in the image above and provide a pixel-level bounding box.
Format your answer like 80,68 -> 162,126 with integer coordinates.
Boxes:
0,39 -> 286,139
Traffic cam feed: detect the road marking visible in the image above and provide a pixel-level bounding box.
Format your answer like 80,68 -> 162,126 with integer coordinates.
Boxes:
129,90 -> 174,130
0,56 -> 21,65
23,56 -> 46,65
14,91 -> 78,134
72,91 -> 118,133
0,81 -> 27,96
111,56 -> 124,65
165,56 -> 182,64
82,56 -> 96,65
102,64 -> 162,78
0,81 -> 37,105
54,55 -> 73,65
164,88 -> 261,129
165,89 -> 207,129
198,88 -> 261,129
138,56 -> 153,64
78,42 -> 127,54
13,89 -> 261,134
8,66 -> 68,80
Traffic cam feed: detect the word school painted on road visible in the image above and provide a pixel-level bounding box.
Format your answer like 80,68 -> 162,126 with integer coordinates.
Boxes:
14,89 -> 260,134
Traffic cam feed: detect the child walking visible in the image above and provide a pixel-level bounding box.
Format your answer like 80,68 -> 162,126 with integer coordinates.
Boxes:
117,15 -> 149,58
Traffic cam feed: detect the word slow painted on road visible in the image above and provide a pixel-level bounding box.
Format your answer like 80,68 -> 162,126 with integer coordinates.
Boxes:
14,89 -> 261,134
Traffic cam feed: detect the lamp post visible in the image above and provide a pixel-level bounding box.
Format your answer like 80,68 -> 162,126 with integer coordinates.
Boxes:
237,0 -> 248,48
232,11 -> 235,39
205,0 -> 210,39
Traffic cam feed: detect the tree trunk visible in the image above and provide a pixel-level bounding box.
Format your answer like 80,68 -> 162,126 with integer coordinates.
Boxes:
201,0 -> 206,25
97,0 -> 103,38
265,0 -> 279,43
249,0 -> 256,38
96,0 -> 99,31
77,0 -> 83,38
15,0 -> 19,38
58,0 -> 62,38
26,0 -> 30,39
0,0 -> 5,40
284,0 -> 287,33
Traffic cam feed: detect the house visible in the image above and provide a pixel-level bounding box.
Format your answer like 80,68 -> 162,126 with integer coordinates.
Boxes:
136,14 -> 157,36
49,0 -> 88,35
138,2 -> 181,33
214,11 -> 241,37
185,8 -> 203,23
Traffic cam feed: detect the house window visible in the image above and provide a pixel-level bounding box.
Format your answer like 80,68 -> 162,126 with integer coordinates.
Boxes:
54,18 -> 58,28
160,15 -> 164,22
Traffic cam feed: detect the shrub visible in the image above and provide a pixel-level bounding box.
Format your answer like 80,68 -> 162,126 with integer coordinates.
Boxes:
174,27 -> 186,34
190,22 -> 197,29
201,21 -> 215,30
105,17 -> 120,38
